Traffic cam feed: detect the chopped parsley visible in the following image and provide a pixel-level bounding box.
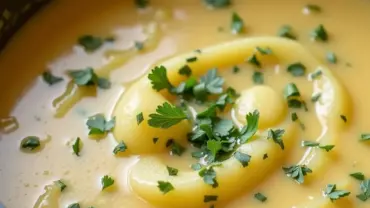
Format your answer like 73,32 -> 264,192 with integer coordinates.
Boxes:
252,71 -> 264,84
136,112 -> 144,125
301,141 -> 334,152
78,35 -> 104,52
283,164 -> 312,184
356,179 -> 370,201
324,184 -> 351,202
86,114 -> 115,135
232,66 -> 240,74
340,115 -> 347,123
254,192 -> 267,202
277,25 -> 296,40
148,102 -> 187,128
166,166 -> 179,176
170,141 -> 186,156
319,145 -> 335,152
20,136 -> 40,151
239,110 -> 260,143
263,153 -> 268,160
231,12 -> 244,34
247,54 -> 261,68
267,129 -> 285,150
311,93 -> 321,102
287,62 -> 306,77
101,175 -> 115,190
304,4 -> 321,13
310,69 -> 322,80
72,137 -> 81,156
234,151 -> 251,167
326,52 -> 337,64
291,112 -> 298,121
179,65 -> 192,77
204,0 -> 231,8
284,83 -> 305,109
135,0 -> 149,8
55,180 -> 67,191
113,141 -> 127,154
311,24 -> 328,41
148,66 -> 174,92
256,46 -> 272,55
134,41 -> 144,50
360,134 -> 370,141
199,166 -> 218,188
207,140 -> 223,157
153,138 -> 159,144
157,181 -> 174,194
186,57 -> 197,63
68,67 -> 111,89
204,195 -> 218,203
42,71 -> 63,85
350,172 -> 365,181
67,203 -> 80,208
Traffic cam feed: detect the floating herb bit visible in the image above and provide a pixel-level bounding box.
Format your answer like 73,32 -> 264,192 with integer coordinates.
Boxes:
310,69 -> 322,80
304,4 -> 321,13
186,57 -> 197,63
232,66 -> 240,73
68,203 -> 80,208
135,0 -> 149,8
234,151 -> 251,167
324,184 -> 351,202
267,129 -> 285,150
191,163 -> 203,171
153,138 -> 159,144
311,93 -> 321,102
136,112 -> 144,125
252,71 -> 264,84
113,141 -> 127,154
179,65 -> 192,77
20,136 -> 41,151
319,145 -> 335,152
86,114 -> 115,135
360,134 -> 370,141
247,54 -> 261,68
283,165 -> 312,184
166,166 -> 179,176
204,0 -> 231,8
254,192 -> 267,202
287,62 -> 306,77
326,52 -> 337,63
301,140 -> 320,147
311,24 -> 328,41
263,153 -> 268,160
42,71 -> 63,85
68,67 -> 111,89
78,35 -> 103,52
199,167 -> 218,188
148,102 -> 187,128
356,179 -> 370,201
204,195 -> 218,203
340,115 -> 347,123
256,46 -> 272,55
239,110 -> 260,143
101,175 -> 115,190
231,12 -> 244,34
170,141 -> 185,156
157,181 -> 174,194
284,83 -> 301,99
207,140 -> 222,157
134,41 -> 144,50
55,180 -> 67,191
148,66 -> 174,92
349,172 -> 365,181
277,25 -> 296,40
72,137 -> 81,156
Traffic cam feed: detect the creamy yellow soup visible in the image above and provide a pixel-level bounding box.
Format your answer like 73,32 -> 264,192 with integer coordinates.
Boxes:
1,0 -> 370,208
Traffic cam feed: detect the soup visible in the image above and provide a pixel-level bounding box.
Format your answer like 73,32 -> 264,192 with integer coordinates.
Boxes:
1,0 -> 370,207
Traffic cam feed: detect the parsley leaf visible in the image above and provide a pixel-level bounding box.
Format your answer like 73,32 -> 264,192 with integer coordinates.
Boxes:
136,112 -> 144,125
157,181 -> 174,194
68,67 -> 111,89
340,115 -> 347,123
200,69 -> 224,95
277,25 -> 296,40
267,129 -> 285,150
170,141 -> 186,156
231,12 -> 244,34
263,153 -> 268,160
310,69 -> 322,80
284,83 -> 301,98
78,35 -> 103,52
153,138 -> 159,144
148,102 -> 187,128
311,93 -> 321,102
55,180 -> 67,191
304,4 -> 321,13
256,46 -> 272,55
301,140 -> 320,147
86,114 -> 115,135
204,0 -> 231,8
191,163 -> 203,171
134,41 -> 144,50
68,203 -> 80,208
20,136 -> 40,151
232,66 -> 240,73
72,137 -> 81,156
324,184 -> 351,202
113,141 -> 127,154
42,71 -> 63,85
207,140 -> 223,157
166,166 -> 179,176
327,52 -> 337,64
311,24 -> 328,42
101,175 -> 115,190
350,172 -> 365,181
135,0 -> 149,8
356,179 -> 370,201
254,192 -> 267,202
287,62 -> 306,77
247,54 -> 261,68
239,110 -> 260,143
199,167 -> 218,188
234,151 -> 251,167
148,66 -> 174,92
186,57 -> 197,63
319,145 -> 335,152
179,65 -> 192,77
252,71 -> 264,84
360,134 -> 370,141
283,165 -> 312,184
204,195 -> 218,203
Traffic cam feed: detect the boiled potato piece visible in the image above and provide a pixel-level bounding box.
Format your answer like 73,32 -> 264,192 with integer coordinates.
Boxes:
113,79 -> 191,154
129,124 -> 297,208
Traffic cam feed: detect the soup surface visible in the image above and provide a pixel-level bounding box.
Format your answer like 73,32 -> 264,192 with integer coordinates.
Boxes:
1,0 -> 370,208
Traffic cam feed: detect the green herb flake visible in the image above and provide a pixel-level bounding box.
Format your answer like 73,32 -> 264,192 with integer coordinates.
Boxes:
153,137 -> 159,144
287,62 -> 306,77
179,65 -> 192,77
20,136 -> 40,151
326,52 -> 337,64
283,165 -> 312,184
170,141 -> 185,156
157,181 -> 174,194
191,163 -> 203,171
135,0 -> 149,8
186,57 -> 197,63
68,67 -> 111,89
267,129 -> 285,150
263,153 -> 268,160
231,12 -> 244,34
101,175 -> 115,190
324,184 -> 351,202
136,112 -> 144,125
239,110 -> 260,143
148,102 -> 187,128
166,166 -> 179,176
310,69 -> 322,80
349,172 -> 365,181
199,167 -> 218,188
247,54 -> 261,68
319,145 -> 335,152
148,65 -> 174,92
256,46 -> 272,55
301,140 -> 320,147
311,24 -> 328,42
291,112 -> 298,121
67,203 -> 80,208
207,140 -> 223,157
252,71 -> 264,84
234,151 -> 251,167
254,192 -> 267,202
55,180 -> 67,191
277,25 -> 296,40
360,134 -> 370,141
72,137 -> 81,156
304,4 -> 321,13
356,179 -> 370,201
284,83 -> 300,99
86,114 -> 115,135
134,41 -> 144,50
340,115 -> 347,123
311,93 -> 321,102
42,71 -> 63,85
78,35 -> 103,52
232,66 -> 240,74
204,195 -> 218,203
204,0 -> 231,8
113,141 -> 127,154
